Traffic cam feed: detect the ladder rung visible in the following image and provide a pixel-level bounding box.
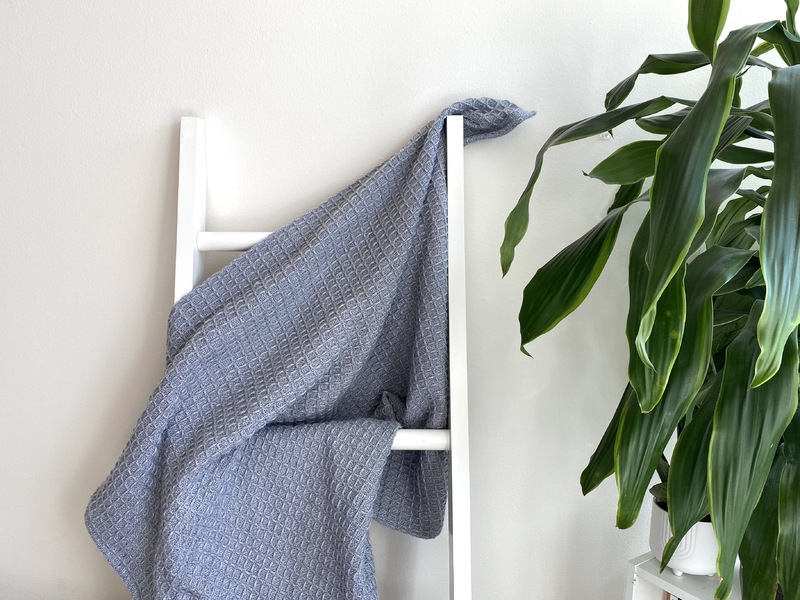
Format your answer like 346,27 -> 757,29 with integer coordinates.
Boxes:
391,429 -> 450,451
196,231 -> 272,251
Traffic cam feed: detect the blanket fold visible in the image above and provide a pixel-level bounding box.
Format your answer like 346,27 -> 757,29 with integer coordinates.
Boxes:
86,98 -> 534,600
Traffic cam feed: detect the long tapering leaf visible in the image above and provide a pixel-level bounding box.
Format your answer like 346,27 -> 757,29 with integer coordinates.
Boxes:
688,0 -> 731,60
779,461 -> 800,600
626,213 -> 686,409
616,246 -> 753,528
714,115 -> 752,156
739,188 -> 769,206
739,453 -> 784,600
784,406 -> 800,460
592,115 -> 753,187
731,100 -> 775,133
711,315 -> 748,359
638,108 -> 771,139
716,258 -> 760,296
625,217 -> 661,399
749,167 -> 775,182
587,140 -> 662,185
709,302 -> 799,600
662,388 -> 718,570
716,145 -> 774,164
706,197 -> 760,249
713,215 -> 760,252
636,23 -> 778,370
637,265 -> 686,409
518,204 -> 631,350
689,168 -> 750,256
637,108 -> 692,135
606,52 -> 710,111
714,294 -> 758,328
580,385 -> 632,495
760,24 -> 800,66
501,96 -> 676,276
779,409 -> 800,600
788,0 -> 799,35
608,181 -> 645,213
753,65 -> 800,387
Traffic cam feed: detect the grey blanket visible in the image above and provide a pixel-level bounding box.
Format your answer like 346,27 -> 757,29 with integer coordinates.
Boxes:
85,98 -> 533,600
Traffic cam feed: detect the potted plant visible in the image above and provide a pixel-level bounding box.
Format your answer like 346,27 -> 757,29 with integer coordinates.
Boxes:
500,1 -> 800,599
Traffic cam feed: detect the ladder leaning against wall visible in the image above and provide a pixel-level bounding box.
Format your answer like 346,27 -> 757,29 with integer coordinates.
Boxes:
174,116 -> 472,600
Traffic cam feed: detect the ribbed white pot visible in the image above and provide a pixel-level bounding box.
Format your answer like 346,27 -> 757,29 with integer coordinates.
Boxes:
649,498 -> 719,577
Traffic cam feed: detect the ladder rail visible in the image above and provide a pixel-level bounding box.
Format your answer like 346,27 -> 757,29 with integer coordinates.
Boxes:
445,115 -> 472,600
174,116 -> 472,598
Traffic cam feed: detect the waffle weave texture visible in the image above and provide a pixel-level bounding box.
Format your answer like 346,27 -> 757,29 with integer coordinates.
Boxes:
85,98 -> 534,600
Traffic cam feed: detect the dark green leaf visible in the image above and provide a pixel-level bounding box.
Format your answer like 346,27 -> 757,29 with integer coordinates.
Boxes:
733,75 -> 743,108
745,218 -> 762,245
606,52 -> 710,111
753,41 -> 777,57
748,270 -> 766,290
580,385 -> 632,495
657,455 -> 670,482
615,245 -> 752,528
760,24 -> 800,66
608,181 -> 646,213
518,205 -> 631,350
734,101 -> 774,132
716,215 -> 760,251
714,115 -> 753,156
662,390 -> 717,569
779,408 -> 800,600
689,168 -> 750,255
688,0 -> 731,60
501,97 -> 677,276
779,457 -> 800,600
649,482 -> 668,504
683,372 -> 723,430
738,188 -> 769,206
711,315 -> 747,358
706,198 -> 759,249
627,239 -> 686,411
715,293 -> 758,321
637,110 -> 768,140
637,109 -> 691,135
716,257 -> 761,295
587,140 -> 662,185
783,406 -> 800,460
788,0 -> 799,36
739,452 -> 784,600
715,309 -> 751,327
748,56 -> 782,72
636,24 -> 777,370
744,127 -> 776,142
753,66 -> 800,387
748,165 -> 775,180
709,302 -> 799,600
716,145 -> 775,164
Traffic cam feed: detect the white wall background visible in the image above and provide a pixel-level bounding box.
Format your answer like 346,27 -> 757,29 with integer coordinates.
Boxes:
0,1 -> 783,598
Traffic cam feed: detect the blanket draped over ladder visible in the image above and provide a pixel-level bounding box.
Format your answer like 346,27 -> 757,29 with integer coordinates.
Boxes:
85,98 -> 534,600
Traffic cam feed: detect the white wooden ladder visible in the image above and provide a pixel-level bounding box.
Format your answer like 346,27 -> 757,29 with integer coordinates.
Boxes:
174,116 -> 472,600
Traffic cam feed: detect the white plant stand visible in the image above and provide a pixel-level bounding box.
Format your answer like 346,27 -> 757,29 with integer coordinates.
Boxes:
626,553 -> 742,600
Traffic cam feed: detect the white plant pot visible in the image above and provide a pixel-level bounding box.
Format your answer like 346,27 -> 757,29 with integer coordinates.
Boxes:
649,498 -> 719,577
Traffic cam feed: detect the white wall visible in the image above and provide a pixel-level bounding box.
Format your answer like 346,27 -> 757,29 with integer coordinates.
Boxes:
0,1 -> 782,598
